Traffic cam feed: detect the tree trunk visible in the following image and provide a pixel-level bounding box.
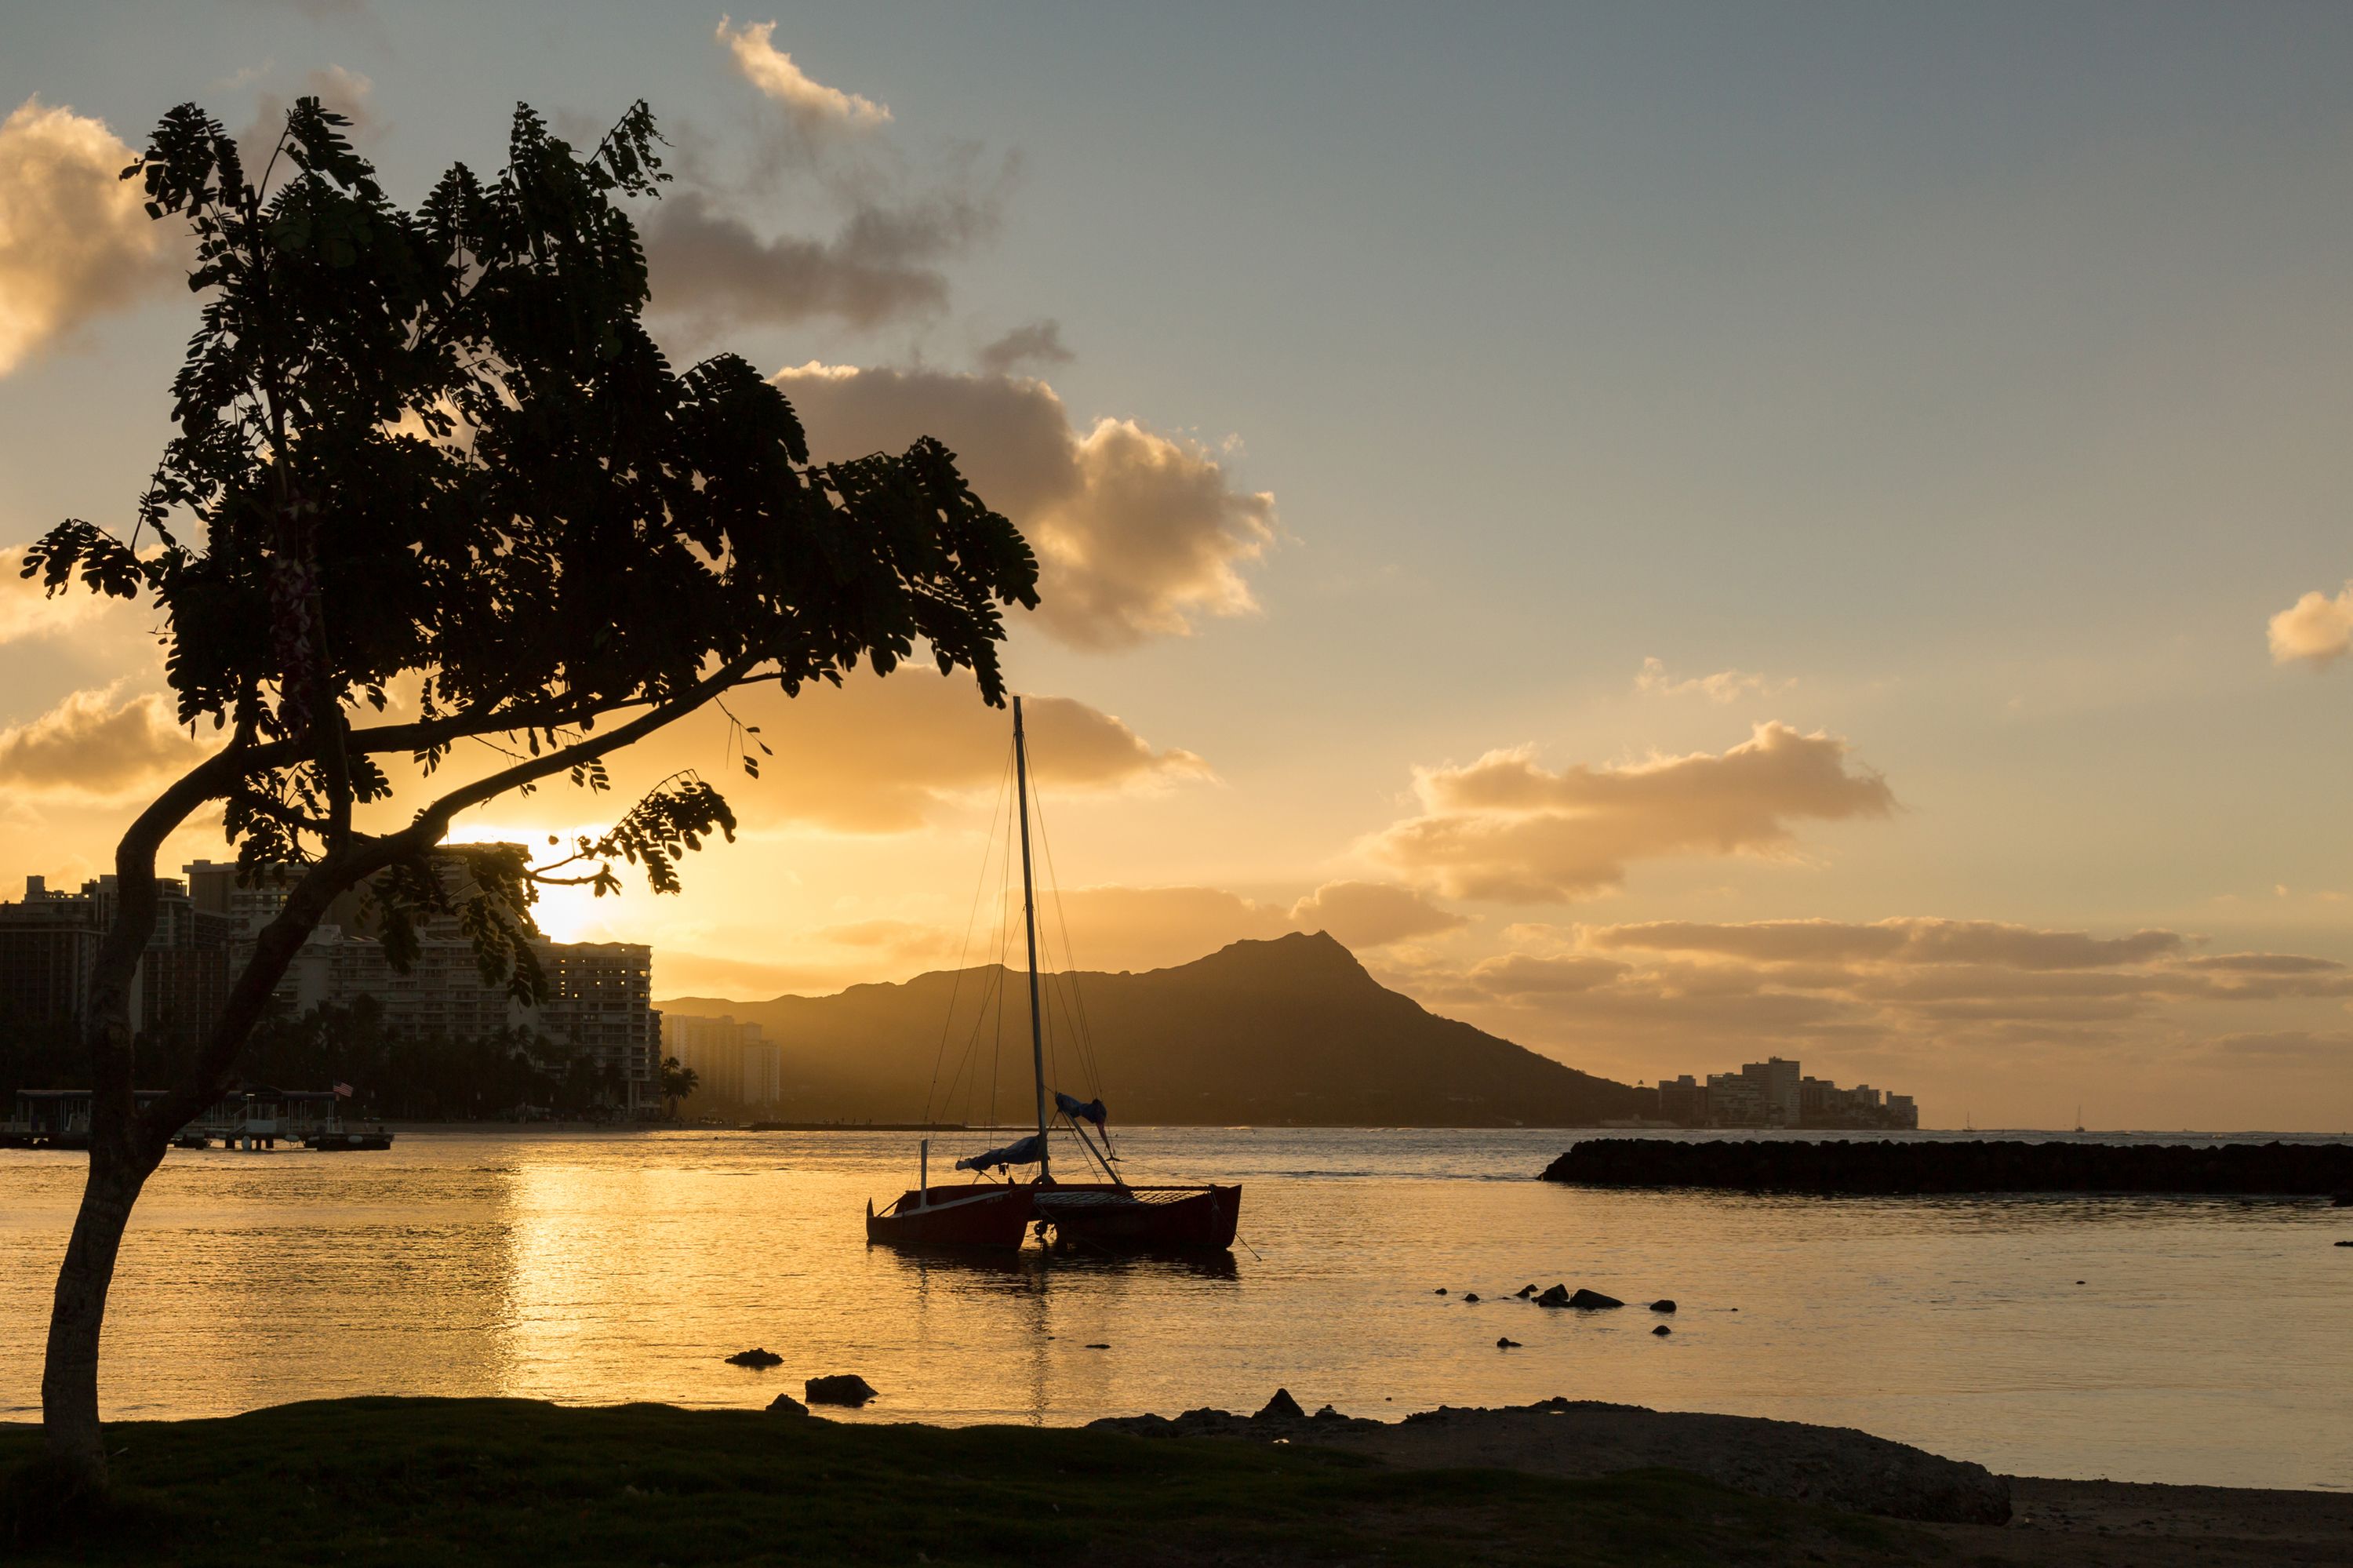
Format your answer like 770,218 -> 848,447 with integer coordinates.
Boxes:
40,1134 -> 154,1483
40,919 -> 162,1489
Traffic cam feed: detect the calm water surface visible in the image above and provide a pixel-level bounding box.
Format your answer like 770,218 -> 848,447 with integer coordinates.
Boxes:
2,1128 -> 2347,1490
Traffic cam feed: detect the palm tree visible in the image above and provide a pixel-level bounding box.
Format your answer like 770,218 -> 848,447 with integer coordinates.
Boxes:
660,1057 -> 700,1120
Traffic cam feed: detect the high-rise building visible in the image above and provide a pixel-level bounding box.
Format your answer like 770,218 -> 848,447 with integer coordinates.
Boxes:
741,1040 -> 783,1108
1739,1057 -> 1803,1127
200,853 -> 663,1114
662,1013 -> 774,1108
0,876 -> 101,1028
1656,1055 -> 1919,1129
1657,1073 -> 1705,1125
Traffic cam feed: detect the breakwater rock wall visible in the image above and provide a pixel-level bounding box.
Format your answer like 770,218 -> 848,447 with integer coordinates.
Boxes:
1540,1138 -> 2353,1195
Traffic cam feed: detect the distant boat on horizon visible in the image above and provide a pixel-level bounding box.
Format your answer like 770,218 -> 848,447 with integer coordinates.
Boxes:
864,696 -> 1242,1252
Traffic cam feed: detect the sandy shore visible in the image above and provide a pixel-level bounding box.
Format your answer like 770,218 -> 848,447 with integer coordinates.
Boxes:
1095,1395 -> 2353,1565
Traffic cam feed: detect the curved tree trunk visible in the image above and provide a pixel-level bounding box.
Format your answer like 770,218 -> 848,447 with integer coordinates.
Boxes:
40,864 -> 165,1488
40,1130 -> 157,1481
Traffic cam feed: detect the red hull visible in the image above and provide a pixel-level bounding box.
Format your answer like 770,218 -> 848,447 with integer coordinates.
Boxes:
1031,1183 -> 1242,1250
866,1184 -> 1033,1248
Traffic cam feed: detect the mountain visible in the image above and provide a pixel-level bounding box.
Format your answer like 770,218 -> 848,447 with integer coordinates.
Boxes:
660,931 -> 1643,1126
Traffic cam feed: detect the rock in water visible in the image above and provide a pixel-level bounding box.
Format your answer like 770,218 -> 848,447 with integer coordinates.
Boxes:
1567,1289 -> 1623,1310
1256,1388 -> 1306,1421
1435,1286 -> 1448,1295
726,1348 -> 784,1367
1533,1284 -> 1572,1308
1649,1299 -> 1676,1313
1462,1293 -> 1480,1303
806,1373 -> 878,1405
1652,1324 -> 1672,1337
1496,1337 -> 1522,1348
1514,1283 -> 1539,1298
766,1393 -> 809,1417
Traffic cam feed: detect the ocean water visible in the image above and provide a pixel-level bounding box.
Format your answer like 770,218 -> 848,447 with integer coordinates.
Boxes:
1,1126 -> 2346,1490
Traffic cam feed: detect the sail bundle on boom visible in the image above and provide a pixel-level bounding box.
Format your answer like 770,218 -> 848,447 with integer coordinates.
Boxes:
955,1133 -> 1044,1173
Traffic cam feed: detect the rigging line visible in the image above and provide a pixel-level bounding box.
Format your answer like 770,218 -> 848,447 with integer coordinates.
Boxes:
924,742 -> 1015,1125
988,779 -> 1016,1133
951,766 -> 1020,1130
932,748 -> 1016,1127
1029,775 -> 1107,1099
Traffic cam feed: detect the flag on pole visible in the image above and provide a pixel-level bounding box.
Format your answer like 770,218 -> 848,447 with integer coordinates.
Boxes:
333,1082 -> 354,1097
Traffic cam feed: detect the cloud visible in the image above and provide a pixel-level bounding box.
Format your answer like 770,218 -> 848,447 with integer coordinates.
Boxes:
2268,582 -> 2353,668
0,98 -> 173,377
231,0 -> 374,19
1,546 -> 112,644
774,363 -> 1276,648
1287,880 -> 1467,950
1375,911 -> 2353,1128
1633,657 -> 1794,704
1037,886 -> 1292,972
730,666 -> 1209,832
1366,722 -> 1894,903
1588,917 -> 2182,970
2200,1030 -> 2353,1062
1457,952 -> 1630,997
638,21 -> 1009,335
243,65 -> 380,156
978,320 -> 1073,377
2177,952 -> 2344,974
812,918 -> 959,966
645,187 -> 994,329
758,879 -> 1466,982
0,687 -> 209,796
716,17 -> 891,133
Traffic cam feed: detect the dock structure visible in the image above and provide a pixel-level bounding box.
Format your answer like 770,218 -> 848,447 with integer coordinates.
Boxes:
2,1087 -> 389,1151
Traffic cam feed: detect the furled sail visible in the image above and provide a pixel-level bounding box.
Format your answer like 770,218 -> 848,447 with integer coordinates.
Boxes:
955,1133 -> 1045,1173
1055,1092 -> 1108,1130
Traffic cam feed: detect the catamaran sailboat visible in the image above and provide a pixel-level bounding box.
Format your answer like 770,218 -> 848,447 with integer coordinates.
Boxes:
864,697 -> 1242,1252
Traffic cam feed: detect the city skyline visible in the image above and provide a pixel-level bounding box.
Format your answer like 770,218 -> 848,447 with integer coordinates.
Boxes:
5,5 -> 2353,1130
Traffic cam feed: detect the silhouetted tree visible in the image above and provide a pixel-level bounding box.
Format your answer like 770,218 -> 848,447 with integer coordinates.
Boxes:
22,95 -> 1035,1483
659,1054 -> 699,1119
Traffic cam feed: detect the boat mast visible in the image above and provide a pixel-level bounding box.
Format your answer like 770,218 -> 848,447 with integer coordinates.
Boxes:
1013,697 -> 1051,1183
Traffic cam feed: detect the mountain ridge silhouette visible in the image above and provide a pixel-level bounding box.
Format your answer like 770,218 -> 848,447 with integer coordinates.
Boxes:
660,930 -> 1642,1126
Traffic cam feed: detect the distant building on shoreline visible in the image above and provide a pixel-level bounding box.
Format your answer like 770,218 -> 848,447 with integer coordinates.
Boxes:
1651,1057 -> 1918,1130
662,1013 -> 780,1111
0,857 -> 664,1116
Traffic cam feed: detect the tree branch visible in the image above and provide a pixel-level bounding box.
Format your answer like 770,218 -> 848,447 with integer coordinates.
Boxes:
136,655 -> 758,1144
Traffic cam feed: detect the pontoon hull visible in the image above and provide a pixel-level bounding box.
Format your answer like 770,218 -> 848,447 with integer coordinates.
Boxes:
865,1184 -> 1033,1248
1031,1183 -> 1242,1250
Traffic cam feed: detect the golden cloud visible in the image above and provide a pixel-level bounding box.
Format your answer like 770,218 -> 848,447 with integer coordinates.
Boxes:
1588,917 -> 2181,970
0,99 -> 171,377
1287,879 -> 1467,950
1,545 -> 112,644
1378,914 -> 2353,1128
1632,657 -> 1793,704
2268,581 -> 2353,668
773,364 -> 1276,649
1366,722 -> 1894,903
718,667 -> 1210,833
0,686 -> 209,796
716,17 -> 891,130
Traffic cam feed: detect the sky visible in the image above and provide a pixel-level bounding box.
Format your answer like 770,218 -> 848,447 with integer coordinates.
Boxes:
4,2 -> 2353,1130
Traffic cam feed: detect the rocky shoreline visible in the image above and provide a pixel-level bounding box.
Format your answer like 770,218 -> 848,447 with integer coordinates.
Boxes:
1541,1136 -> 2353,1195
1091,1395 -> 2353,1564
1093,1394 -> 2013,1524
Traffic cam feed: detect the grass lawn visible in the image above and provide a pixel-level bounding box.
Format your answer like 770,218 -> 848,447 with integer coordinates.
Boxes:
0,1397 -> 1946,1565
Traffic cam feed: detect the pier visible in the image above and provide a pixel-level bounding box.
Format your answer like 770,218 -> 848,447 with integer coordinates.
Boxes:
2,1087 -> 391,1151
1540,1137 -> 2353,1196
